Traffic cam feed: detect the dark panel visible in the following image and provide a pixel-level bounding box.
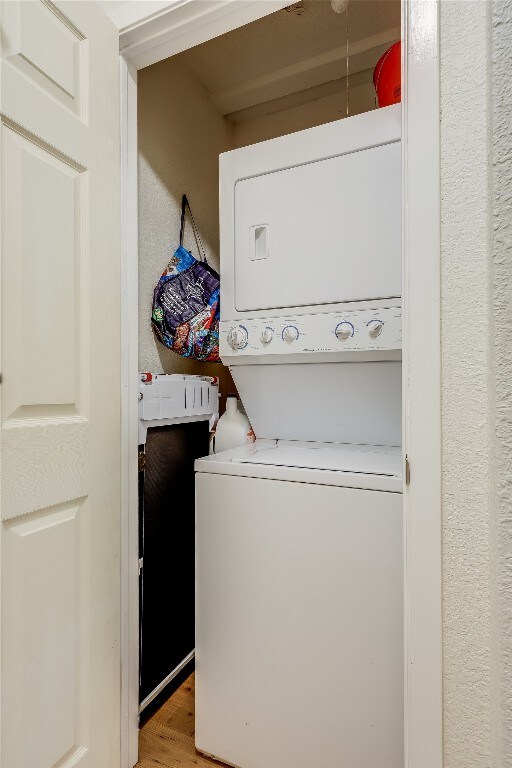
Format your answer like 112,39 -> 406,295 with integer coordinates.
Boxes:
139,422 -> 209,703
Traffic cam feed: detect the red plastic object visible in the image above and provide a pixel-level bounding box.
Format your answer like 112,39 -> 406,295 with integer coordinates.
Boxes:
373,41 -> 401,108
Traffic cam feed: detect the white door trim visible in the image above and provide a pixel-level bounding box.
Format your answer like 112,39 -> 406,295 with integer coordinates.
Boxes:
119,1 -> 442,766
402,2 -> 442,767
120,55 -> 140,768
119,0 -> 291,70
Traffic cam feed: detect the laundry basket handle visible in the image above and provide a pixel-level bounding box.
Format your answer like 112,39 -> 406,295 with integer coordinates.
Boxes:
180,194 -> 207,262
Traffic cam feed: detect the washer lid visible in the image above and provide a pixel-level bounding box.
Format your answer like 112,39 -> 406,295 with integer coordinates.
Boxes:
195,440 -> 403,493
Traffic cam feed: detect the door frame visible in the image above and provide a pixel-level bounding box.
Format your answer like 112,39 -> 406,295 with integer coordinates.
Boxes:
119,2 -> 442,767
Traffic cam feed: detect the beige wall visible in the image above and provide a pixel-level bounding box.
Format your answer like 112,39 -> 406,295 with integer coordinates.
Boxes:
489,0 -> 512,762
233,70 -> 376,148
441,0 -> 512,765
441,0 -> 492,762
138,57 -> 235,405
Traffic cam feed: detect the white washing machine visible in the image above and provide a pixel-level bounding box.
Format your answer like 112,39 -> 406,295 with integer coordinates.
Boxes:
195,442 -> 403,768
195,104 -> 404,767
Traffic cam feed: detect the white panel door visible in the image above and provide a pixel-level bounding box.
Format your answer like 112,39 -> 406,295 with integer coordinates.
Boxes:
0,3 -> 121,767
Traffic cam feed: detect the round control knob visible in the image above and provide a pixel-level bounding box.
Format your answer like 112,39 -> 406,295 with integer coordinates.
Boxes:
282,325 -> 299,343
335,321 -> 354,341
261,327 -> 274,344
227,326 -> 248,350
367,320 -> 384,339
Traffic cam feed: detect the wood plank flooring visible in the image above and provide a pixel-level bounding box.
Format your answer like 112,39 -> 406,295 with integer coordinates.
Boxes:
136,673 -> 230,768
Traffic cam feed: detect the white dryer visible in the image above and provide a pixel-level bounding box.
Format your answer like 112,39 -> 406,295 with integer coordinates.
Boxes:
196,104 -> 404,767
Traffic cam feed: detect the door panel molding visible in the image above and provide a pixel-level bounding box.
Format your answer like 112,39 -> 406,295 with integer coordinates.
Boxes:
2,498 -> 88,768
2,0 -> 88,121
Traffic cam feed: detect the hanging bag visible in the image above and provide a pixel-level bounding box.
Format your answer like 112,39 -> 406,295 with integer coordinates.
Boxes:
151,195 -> 221,363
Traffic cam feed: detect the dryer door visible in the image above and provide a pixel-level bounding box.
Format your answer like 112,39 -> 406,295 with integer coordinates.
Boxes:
234,140 -> 401,312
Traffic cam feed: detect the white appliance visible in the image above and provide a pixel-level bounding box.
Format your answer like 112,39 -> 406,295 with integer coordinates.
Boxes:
195,104 -> 403,768
196,443 -> 403,768
221,105 -> 401,318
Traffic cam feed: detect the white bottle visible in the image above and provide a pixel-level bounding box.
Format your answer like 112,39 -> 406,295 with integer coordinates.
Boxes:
214,395 -> 254,453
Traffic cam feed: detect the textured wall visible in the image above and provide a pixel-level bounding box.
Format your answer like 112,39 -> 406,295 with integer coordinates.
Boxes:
138,58 -> 235,405
489,1 -> 512,764
441,1 -> 493,764
441,0 -> 512,765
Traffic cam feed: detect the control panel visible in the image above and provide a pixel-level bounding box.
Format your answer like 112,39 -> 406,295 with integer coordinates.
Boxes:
220,307 -> 401,356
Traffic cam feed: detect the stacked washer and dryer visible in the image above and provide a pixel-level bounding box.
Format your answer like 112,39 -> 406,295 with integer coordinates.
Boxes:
195,104 -> 403,768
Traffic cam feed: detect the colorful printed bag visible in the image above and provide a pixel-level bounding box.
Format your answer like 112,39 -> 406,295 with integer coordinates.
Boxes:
152,195 -> 220,363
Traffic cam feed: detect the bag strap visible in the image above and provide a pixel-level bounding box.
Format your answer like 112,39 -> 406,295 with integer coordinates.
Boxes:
179,194 -> 207,263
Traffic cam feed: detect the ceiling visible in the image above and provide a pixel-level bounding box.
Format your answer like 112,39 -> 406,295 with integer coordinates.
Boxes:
174,0 -> 400,118
97,0 -> 176,30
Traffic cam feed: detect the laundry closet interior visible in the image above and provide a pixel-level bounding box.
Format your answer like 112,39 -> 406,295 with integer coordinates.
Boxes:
135,1 -> 403,765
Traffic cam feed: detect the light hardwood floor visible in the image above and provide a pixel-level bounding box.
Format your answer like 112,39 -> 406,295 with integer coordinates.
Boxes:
137,673 -> 230,768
